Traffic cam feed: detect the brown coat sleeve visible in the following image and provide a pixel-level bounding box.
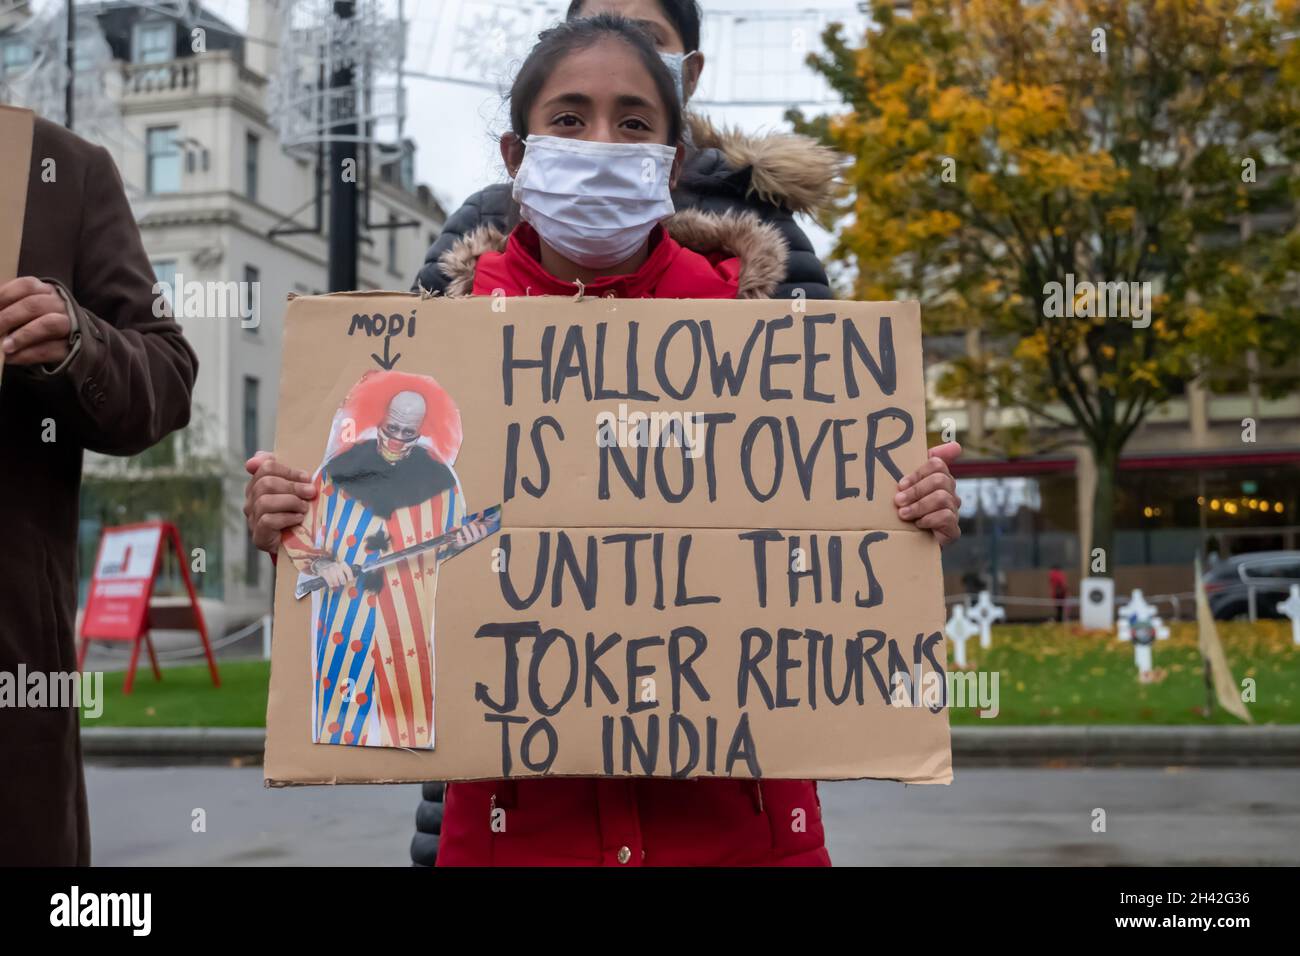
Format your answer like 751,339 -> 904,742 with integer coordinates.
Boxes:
39,142 -> 198,456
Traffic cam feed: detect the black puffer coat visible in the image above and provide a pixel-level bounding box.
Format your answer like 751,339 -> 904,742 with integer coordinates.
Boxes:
407,113 -> 844,867
412,113 -> 843,302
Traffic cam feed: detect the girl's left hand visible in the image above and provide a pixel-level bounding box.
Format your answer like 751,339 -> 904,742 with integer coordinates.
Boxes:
895,441 -> 962,547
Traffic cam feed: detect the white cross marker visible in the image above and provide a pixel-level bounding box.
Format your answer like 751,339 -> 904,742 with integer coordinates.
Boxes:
967,589 -> 1006,649
945,603 -> 980,668
1277,584 -> 1300,646
1117,588 -> 1170,674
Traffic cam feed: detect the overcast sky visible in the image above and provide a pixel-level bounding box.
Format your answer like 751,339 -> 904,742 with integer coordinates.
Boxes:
201,0 -> 864,258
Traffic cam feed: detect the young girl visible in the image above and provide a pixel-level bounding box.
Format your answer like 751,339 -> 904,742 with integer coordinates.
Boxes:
245,14 -> 962,866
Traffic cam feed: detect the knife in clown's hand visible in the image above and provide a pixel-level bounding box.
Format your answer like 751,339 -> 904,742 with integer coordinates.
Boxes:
294,504 -> 502,599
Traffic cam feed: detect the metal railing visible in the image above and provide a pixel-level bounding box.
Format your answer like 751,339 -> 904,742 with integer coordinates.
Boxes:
123,59 -> 200,95
85,614 -> 273,662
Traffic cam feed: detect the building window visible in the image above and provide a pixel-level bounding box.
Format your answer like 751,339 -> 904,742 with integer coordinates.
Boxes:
151,260 -> 178,308
133,22 -> 173,65
387,212 -> 399,275
146,126 -> 182,194
242,376 -> 260,463
1,38 -> 32,76
243,265 -> 260,331
245,132 -> 259,202
732,16 -> 824,103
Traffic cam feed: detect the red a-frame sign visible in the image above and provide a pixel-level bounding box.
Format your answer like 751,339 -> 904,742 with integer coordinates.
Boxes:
78,521 -> 220,694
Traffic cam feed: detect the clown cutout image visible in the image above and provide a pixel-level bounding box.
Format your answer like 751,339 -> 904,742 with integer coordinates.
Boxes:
282,370 -> 498,749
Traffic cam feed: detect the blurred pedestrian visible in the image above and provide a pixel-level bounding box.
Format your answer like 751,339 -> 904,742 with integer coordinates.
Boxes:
1049,565 -> 1069,623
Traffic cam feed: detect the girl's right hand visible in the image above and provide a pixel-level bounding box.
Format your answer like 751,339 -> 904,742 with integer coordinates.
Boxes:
244,450 -> 316,553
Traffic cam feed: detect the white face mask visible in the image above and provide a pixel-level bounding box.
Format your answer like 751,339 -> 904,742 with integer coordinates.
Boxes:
512,134 -> 678,269
659,50 -> 699,105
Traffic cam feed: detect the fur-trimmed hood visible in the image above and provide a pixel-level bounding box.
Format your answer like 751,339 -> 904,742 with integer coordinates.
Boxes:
684,112 -> 847,217
437,207 -> 790,300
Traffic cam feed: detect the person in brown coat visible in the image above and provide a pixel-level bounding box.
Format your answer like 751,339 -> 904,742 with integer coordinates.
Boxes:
0,114 -> 198,865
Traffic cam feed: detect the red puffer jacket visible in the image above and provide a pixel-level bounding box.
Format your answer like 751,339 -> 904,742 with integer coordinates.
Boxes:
433,212 -> 831,867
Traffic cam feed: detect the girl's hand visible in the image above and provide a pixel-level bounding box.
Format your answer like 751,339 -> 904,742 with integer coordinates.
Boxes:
244,451 -> 316,553
895,441 -> 962,547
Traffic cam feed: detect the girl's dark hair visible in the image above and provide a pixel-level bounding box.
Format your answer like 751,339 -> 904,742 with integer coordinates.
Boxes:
509,14 -> 683,144
565,0 -> 703,53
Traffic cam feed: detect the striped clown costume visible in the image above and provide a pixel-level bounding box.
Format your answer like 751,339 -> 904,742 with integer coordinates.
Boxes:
282,372 -> 465,749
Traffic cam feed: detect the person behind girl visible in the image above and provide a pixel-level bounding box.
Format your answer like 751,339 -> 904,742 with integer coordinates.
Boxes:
243,14 -> 962,866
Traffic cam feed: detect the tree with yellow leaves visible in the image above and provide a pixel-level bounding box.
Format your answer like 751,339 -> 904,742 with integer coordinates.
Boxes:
795,0 -> 1300,571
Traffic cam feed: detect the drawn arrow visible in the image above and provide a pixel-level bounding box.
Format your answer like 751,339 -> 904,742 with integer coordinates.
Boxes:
371,335 -> 401,370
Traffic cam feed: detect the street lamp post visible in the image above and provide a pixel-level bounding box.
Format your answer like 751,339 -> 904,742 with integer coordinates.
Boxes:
64,0 -> 75,129
328,0 -> 358,292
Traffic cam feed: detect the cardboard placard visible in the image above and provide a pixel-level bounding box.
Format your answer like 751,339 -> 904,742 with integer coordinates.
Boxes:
265,295 -> 952,785
0,106 -> 35,386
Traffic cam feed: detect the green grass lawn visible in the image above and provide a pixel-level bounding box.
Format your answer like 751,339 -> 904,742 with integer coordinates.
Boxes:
84,658 -> 270,728
947,620 -> 1300,726
82,621 -> 1300,728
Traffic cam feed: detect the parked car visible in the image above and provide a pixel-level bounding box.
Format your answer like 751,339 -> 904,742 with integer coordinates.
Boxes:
1202,551 -> 1300,620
